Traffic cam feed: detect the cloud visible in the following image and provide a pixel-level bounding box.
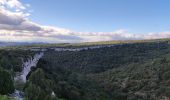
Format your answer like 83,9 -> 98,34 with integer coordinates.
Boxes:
0,0 -> 170,43
0,0 -> 25,10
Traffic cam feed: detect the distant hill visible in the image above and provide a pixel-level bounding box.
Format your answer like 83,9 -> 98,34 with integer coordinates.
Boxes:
4,38 -> 170,49
0,42 -> 31,47
0,42 -> 47,48
1,38 -> 170,49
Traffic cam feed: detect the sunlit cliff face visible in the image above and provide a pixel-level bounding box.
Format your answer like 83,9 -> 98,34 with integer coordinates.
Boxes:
15,52 -> 44,82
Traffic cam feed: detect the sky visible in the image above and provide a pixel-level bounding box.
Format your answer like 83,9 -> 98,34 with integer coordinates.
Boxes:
0,0 -> 170,43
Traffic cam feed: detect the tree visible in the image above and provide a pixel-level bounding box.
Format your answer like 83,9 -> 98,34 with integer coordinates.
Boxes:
0,67 -> 14,94
25,83 -> 44,100
25,68 -> 55,100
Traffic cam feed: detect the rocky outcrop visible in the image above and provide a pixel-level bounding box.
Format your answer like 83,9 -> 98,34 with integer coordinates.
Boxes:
14,52 -> 44,82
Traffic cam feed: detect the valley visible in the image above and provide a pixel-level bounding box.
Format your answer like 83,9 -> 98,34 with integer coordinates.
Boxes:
0,39 -> 170,100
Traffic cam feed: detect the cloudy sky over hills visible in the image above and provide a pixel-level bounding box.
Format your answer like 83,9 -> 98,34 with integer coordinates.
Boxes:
0,0 -> 170,43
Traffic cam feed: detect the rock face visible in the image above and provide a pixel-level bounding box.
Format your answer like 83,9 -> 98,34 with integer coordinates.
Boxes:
10,90 -> 24,100
15,52 -> 44,82
54,45 -> 116,52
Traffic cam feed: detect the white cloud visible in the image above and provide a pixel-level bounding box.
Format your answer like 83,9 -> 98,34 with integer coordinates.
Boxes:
0,0 -> 170,43
0,0 -> 25,10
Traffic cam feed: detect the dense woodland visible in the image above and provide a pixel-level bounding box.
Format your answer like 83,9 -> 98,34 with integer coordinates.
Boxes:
0,50 -> 36,99
1,40 -> 170,100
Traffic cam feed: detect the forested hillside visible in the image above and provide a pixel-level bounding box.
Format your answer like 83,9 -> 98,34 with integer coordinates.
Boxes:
1,40 -> 170,100
25,40 -> 170,100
